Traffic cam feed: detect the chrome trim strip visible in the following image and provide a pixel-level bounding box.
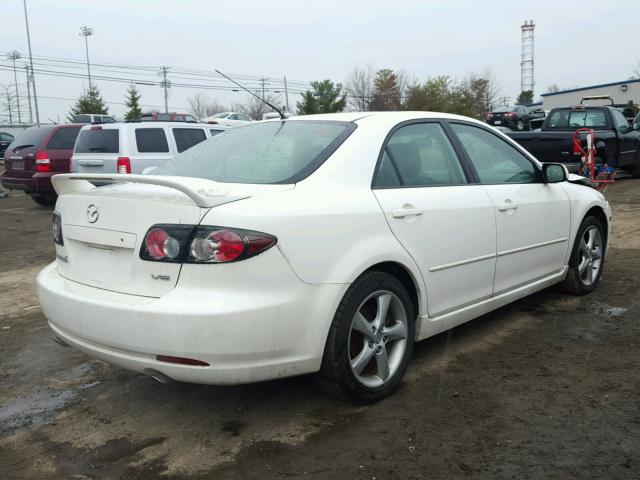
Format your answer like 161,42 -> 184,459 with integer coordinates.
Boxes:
429,253 -> 496,272
497,237 -> 568,257
620,150 -> 637,155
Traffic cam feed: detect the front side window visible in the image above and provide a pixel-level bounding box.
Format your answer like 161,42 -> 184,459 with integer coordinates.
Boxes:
74,129 -> 120,154
451,123 -> 536,184
135,128 -> 169,153
373,122 -> 467,188
47,127 -> 81,149
172,128 -> 207,153
611,109 -> 630,130
153,120 -> 355,184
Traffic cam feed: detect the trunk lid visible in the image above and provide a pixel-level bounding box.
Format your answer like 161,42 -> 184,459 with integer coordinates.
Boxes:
54,175 -> 292,297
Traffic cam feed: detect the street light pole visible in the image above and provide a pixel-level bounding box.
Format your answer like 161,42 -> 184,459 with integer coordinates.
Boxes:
22,0 -> 39,126
7,51 -> 22,123
79,26 -> 94,91
24,64 -> 33,124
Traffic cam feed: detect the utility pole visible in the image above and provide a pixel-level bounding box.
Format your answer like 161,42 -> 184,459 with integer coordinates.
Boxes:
4,88 -> 13,124
283,76 -> 290,113
7,51 -> 22,123
22,0 -> 39,125
24,64 -> 33,124
259,77 -> 268,98
79,26 -> 94,91
159,66 -> 170,113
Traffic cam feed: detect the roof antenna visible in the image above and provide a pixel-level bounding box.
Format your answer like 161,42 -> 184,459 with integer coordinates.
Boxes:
215,69 -> 286,120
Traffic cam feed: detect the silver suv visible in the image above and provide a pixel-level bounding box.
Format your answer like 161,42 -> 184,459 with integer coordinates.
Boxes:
71,122 -> 229,174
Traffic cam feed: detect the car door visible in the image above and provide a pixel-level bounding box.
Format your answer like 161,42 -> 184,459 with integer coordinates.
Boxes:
449,122 -> 570,295
610,108 -> 639,168
373,121 -> 497,317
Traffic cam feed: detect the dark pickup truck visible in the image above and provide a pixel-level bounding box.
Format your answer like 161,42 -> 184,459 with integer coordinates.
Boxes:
506,105 -> 640,175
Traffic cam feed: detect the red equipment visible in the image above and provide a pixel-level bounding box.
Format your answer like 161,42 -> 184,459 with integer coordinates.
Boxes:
572,128 -> 615,192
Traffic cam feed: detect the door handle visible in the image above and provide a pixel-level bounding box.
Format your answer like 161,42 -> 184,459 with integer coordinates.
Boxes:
497,201 -> 518,212
392,207 -> 423,219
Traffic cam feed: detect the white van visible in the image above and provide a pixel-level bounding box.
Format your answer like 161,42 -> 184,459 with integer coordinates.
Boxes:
71,122 -> 229,174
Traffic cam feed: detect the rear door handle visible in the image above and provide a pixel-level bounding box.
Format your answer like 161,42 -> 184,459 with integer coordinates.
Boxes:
392,207 -> 423,219
497,201 -> 518,212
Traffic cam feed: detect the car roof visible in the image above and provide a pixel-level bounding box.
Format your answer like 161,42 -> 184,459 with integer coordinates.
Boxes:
78,121 -> 222,130
282,111 -> 489,127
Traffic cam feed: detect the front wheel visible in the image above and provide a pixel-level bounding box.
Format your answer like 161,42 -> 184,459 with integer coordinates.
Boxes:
317,271 -> 415,403
558,216 -> 605,295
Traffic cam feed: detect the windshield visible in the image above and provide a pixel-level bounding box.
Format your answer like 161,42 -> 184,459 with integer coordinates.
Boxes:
212,112 -> 229,118
152,120 -> 356,184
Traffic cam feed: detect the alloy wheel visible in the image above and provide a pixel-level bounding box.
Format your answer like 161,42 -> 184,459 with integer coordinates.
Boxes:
348,290 -> 409,388
578,225 -> 603,286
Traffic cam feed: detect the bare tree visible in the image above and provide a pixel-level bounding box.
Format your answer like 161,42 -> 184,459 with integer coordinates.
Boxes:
344,65 -> 375,111
545,84 -> 561,94
0,84 -> 16,124
187,93 -> 225,120
240,93 -> 283,120
632,62 -> 640,80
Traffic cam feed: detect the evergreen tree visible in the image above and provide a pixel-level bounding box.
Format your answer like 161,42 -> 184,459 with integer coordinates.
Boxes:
124,84 -> 142,120
67,86 -> 109,121
515,90 -> 534,105
369,69 -> 402,111
297,80 -> 346,115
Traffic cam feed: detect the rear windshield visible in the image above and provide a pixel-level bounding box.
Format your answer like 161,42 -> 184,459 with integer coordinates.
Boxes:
7,126 -> 53,150
74,129 -> 120,153
546,109 -> 608,129
494,107 -> 514,113
153,120 -> 356,184
47,127 -> 81,149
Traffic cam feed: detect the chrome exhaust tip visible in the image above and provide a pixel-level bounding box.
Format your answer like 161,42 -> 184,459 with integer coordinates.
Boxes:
143,369 -> 174,385
52,336 -> 69,347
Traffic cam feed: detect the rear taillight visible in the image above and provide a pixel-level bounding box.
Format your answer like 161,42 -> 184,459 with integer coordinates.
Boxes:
486,113 -> 493,120
117,157 -> 131,174
140,225 -> 277,263
207,120 -> 219,124
52,211 -> 63,245
35,151 -> 51,172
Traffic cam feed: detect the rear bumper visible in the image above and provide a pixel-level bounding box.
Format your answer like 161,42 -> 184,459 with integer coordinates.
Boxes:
37,260 -> 347,385
0,171 -> 56,195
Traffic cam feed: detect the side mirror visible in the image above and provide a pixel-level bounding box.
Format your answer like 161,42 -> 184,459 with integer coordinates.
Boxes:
633,122 -> 640,131
542,163 -> 567,183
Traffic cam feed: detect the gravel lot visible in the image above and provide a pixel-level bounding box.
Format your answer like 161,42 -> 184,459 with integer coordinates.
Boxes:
1,180 -> 639,479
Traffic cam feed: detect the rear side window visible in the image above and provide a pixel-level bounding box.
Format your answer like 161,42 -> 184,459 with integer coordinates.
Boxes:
172,128 -> 206,153
74,129 -> 120,153
546,109 -> 607,129
210,129 -> 224,137
47,127 -> 81,149
135,128 -> 169,153
373,123 -> 467,188
74,114 -> 91,123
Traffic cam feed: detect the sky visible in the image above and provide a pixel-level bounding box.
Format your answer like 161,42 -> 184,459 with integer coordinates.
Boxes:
0,0 -> 638,122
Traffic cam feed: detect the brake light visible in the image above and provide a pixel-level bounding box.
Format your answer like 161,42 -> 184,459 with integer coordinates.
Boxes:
35,151 -> 51,172
486,113 -> 493,120
140,225 -> 277,263
117,157 -> 131,174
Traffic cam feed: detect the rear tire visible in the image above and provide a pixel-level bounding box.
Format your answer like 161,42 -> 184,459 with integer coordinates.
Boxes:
30,194 -> 56,207
558,216 -> 605,295
317,271 -> 415,403
516,120 -> 524,131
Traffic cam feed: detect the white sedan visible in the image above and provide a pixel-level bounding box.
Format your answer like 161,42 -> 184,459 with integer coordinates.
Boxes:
38,112 -> 611,403
202,111 -> 252,126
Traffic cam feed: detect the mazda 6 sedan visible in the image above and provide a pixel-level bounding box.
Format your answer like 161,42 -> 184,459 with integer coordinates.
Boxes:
37,112 -> 611,403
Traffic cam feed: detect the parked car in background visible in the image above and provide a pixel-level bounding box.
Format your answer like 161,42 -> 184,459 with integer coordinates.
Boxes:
0,132 -> 14,157
73,114 -> 116,124
527,108 -> 548,130
486,105 -> 532,131
71,121 -> 228,175
507,105 -> 640,174
203,111 -> 252,126
1,124 -> 82,206
139,111 -> 199,122
40,112 -> 610,403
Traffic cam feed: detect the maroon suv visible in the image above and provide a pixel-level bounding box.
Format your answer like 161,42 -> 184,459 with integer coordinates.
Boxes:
1,124 -> 82,206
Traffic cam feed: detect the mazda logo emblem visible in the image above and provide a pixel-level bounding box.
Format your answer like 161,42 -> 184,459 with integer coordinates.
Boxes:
86,204 -> 99,223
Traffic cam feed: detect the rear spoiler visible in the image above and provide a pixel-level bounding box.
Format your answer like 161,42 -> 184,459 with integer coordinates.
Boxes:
51,173 -> 246,208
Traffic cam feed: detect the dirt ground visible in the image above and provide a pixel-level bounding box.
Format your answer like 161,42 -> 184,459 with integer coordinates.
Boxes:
0,180 -> 639,480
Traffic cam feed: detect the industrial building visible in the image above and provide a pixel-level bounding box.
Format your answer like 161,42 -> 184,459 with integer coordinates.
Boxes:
541,79 -> 640,112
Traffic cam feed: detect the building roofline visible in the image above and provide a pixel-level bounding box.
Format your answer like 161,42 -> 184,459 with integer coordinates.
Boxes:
541,78 -> 640,97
